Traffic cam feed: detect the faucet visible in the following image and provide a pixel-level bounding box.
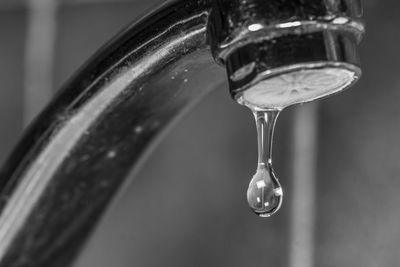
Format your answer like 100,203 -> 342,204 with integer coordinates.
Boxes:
0,0 -> 364,266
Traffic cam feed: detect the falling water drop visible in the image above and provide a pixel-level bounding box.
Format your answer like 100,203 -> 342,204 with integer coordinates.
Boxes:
247,110 -> 283,217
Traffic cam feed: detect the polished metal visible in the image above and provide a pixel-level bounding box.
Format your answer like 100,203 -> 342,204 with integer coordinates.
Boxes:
0,0 -> 364,266
208,0 -> 364,105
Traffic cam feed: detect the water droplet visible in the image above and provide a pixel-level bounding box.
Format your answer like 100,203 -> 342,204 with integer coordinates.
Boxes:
247,164 -> 283,217
247,110 -> 283,217
248,23 -> 263,32
332,17 -> 349,24
107,150 -> 117,159
134,126 -> 143,134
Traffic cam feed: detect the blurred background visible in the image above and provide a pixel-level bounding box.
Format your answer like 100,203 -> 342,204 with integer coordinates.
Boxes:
0,0 -> 399,266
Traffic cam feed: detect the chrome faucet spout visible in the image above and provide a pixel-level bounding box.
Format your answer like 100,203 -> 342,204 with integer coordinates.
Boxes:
0,0 -> 364,266
0,1 -> 220,266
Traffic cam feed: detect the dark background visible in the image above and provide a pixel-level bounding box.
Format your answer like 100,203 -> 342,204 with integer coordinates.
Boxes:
0,0 -> 399,266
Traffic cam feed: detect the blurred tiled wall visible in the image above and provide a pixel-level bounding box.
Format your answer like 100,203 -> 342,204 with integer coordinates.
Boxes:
0,1 -> 399,267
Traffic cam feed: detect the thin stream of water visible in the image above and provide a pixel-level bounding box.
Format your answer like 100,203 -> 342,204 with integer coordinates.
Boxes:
246,109 -> 283,217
